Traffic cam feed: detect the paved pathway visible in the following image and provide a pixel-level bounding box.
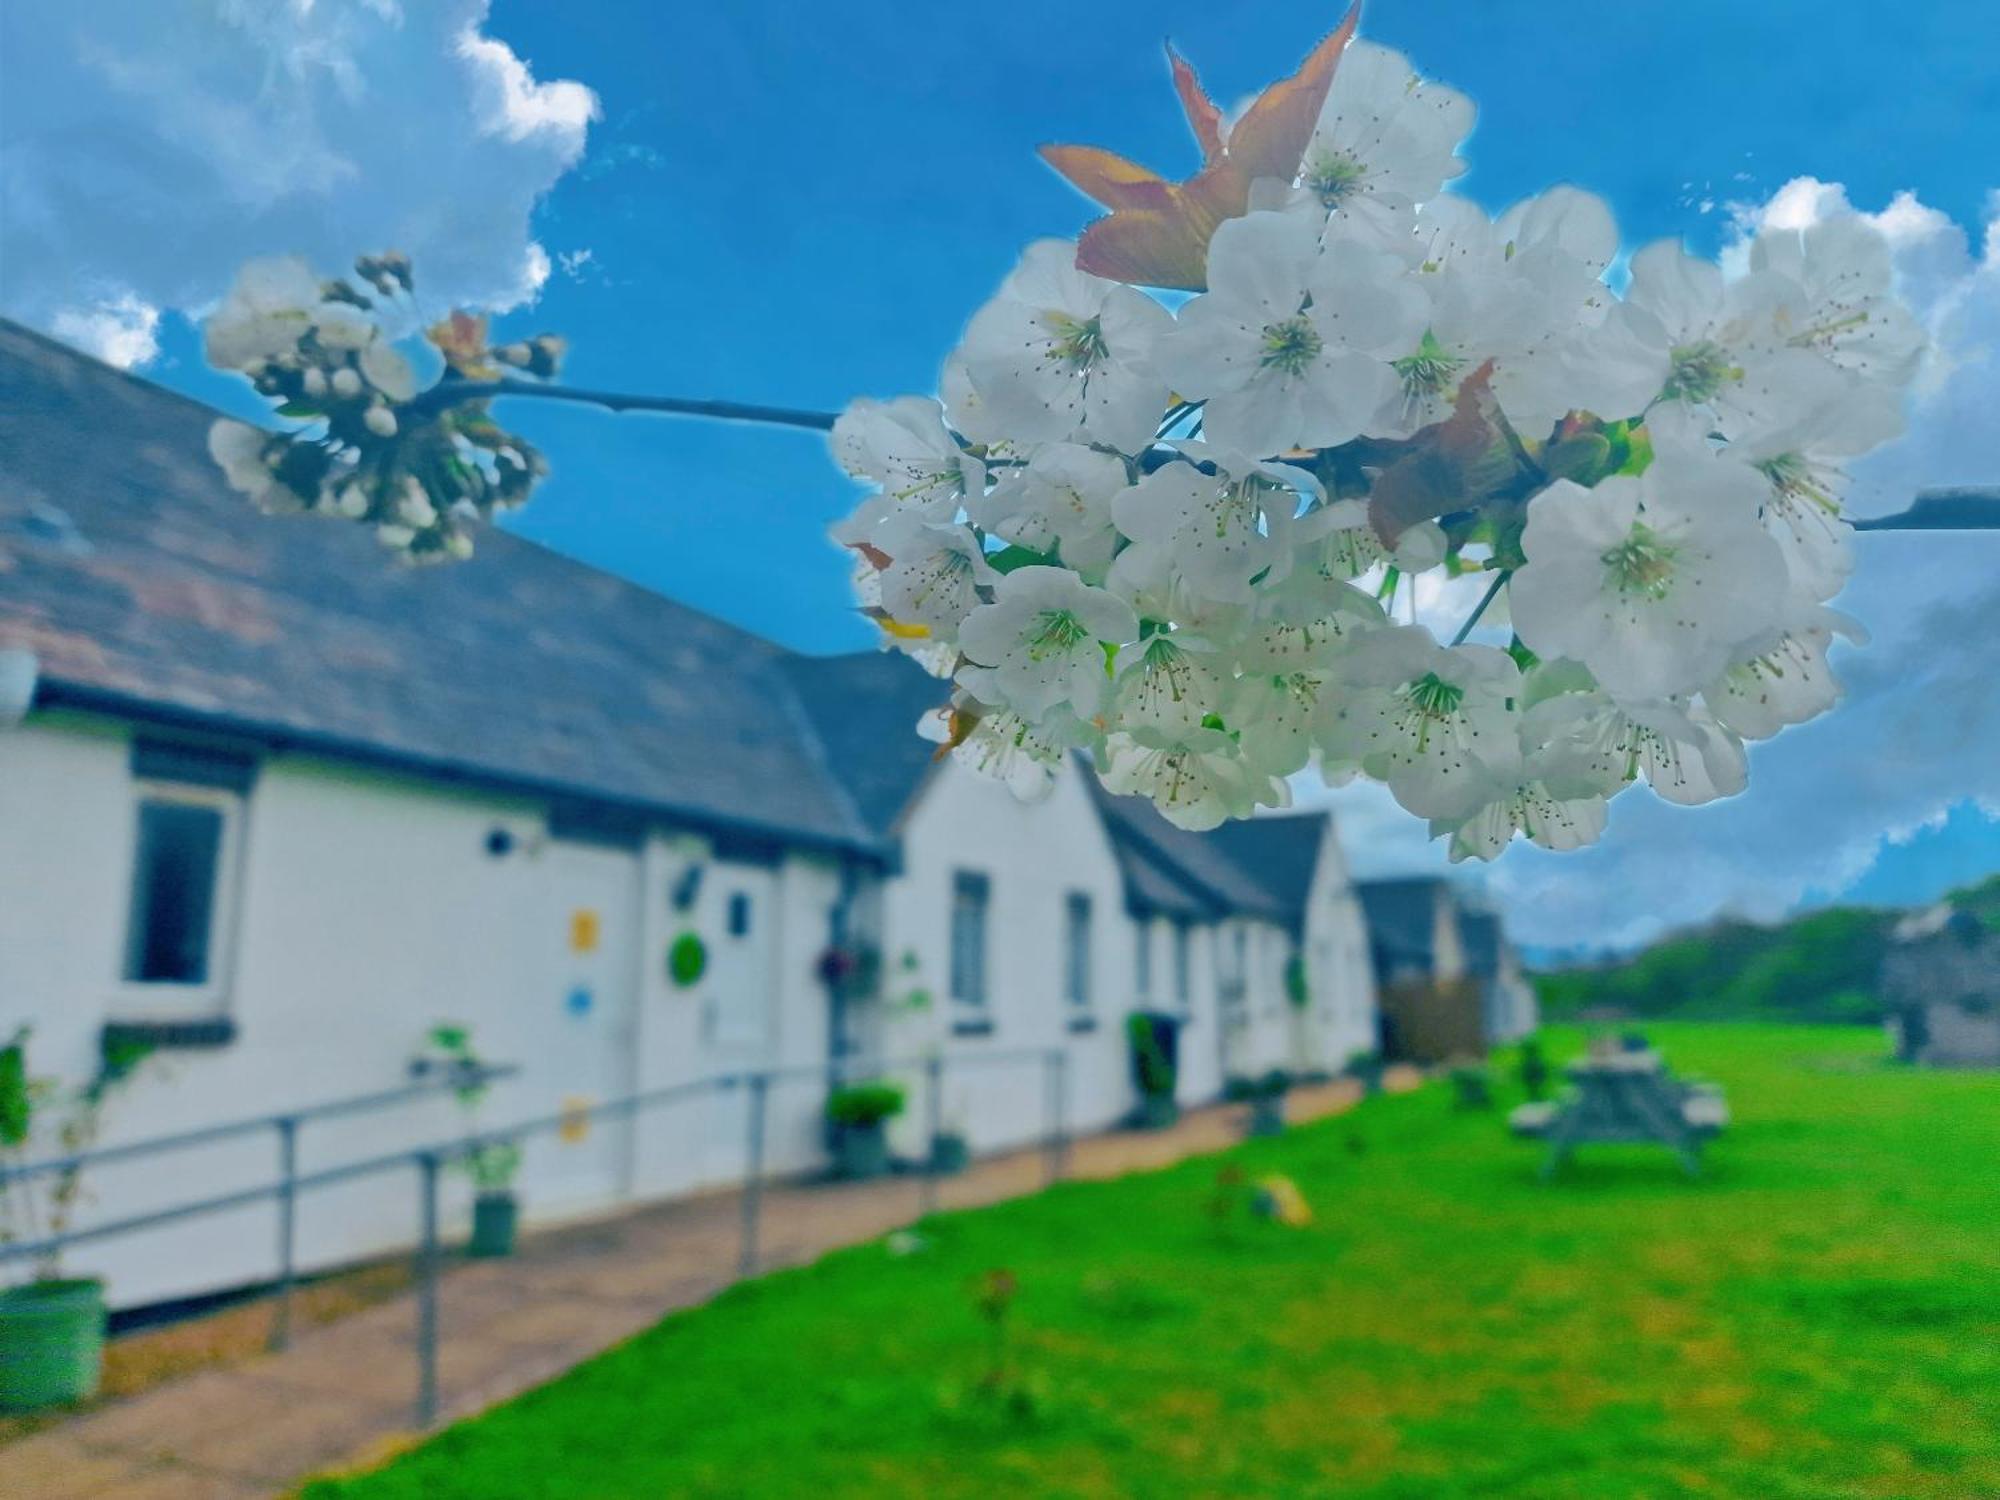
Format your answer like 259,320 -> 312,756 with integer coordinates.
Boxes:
1,1081 -> 1361,1499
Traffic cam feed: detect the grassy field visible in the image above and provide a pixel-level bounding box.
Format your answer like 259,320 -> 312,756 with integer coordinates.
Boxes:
303,1026 -> 2000,1500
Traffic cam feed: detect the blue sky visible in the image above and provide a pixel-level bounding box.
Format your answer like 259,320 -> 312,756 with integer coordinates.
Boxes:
4,0 -> 1999,945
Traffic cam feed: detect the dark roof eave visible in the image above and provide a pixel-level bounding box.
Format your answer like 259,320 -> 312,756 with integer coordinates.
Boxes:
35,677 -> 895,866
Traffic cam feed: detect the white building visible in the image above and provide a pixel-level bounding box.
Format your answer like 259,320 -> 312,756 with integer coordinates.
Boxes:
0,322 -> 1386,1311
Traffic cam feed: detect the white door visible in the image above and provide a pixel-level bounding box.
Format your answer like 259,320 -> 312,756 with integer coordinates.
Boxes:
699,865 -> 781,1183
524,841 -> 641,1208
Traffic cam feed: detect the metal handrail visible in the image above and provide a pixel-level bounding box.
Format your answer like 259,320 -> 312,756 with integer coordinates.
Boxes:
0,1046 -> 1077,1427
0,1060 -> 518,1349
0,1061 -> 519,1187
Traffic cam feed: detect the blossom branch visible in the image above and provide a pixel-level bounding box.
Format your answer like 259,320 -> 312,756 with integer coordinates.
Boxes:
1449,570 -> 1511,647
406,376 -> 837,432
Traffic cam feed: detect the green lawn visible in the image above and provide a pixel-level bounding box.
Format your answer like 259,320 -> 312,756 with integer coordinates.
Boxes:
304,1026 -> 2000,1500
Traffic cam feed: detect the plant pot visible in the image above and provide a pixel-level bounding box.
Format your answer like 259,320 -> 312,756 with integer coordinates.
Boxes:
468,1192 -> 519,1258
0,1278 -> 105,1411
835,1120 -> 890,1179
929,1133 -> 969,1175
1135,1093 -> 1179,1131
1247,1095 -> 1286,1137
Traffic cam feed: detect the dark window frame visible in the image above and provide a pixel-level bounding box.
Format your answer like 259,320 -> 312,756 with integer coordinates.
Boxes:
949,870 -> 991,1013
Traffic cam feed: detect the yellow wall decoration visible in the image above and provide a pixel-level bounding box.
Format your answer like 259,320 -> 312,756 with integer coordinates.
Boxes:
558,1096 -> 593,1144
569,909 -> 600,954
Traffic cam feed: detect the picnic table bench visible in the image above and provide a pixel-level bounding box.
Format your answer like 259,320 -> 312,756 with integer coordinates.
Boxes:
1509,1048 -> 1728,1178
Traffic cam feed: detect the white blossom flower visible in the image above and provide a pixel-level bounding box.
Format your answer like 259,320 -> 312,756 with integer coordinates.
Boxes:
1431,776 -> 1609,862
1612,239 -> 1861,444
204,258 -> 321,370
1098,726 -> 1288,830
1702,606 -> 1859,741
956,565 -> 1137,720
1111,633 -> 1230,738
359,340 -> 418,402
1748,214 -> 1926,393
832,395 -> 985,510
1232,671 -> 1328,777
1111,445 -> 1314,605
1229,565 -> 1385,674
1261,39 -> 1473,246
950,239 -> 1172,455
1317,626 -> 1523,819
972,442 -> 1129,576
874,513 -> 997,640
1155,212 -> 1420,455
1510,449 -> 1787,702
311,301 -> 375,351
1524,690 -> 1747,807
937,698 -> 1071,803
207,421 -> 277,503
1298,497 -> 1446,580
1373,193 -> 1646,439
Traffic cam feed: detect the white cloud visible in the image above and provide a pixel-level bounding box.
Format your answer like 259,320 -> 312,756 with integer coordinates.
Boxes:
0,1 -> 597,367
49,290 -> 160,369
1486,182 -> 2000,950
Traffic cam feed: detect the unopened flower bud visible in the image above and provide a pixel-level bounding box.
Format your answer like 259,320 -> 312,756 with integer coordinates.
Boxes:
364,404 -> 398,438
331,367 -> 363,399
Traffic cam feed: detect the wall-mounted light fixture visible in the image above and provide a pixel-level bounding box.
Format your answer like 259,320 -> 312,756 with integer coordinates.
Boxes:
671,862 -> 704,912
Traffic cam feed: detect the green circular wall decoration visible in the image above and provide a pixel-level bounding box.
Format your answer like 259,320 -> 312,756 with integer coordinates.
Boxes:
667,932 -> 708,988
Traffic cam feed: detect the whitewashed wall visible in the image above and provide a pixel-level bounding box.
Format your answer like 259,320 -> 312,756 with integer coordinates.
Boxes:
1301,820 -> 1383,1068
874,758 -> 1136,1158
0,712 -> 846,1310
1,709 -> 1382,1314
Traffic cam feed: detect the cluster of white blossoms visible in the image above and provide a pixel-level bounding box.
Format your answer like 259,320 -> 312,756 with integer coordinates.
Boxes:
834,35 -> 1923,856
203,254 -> 555,561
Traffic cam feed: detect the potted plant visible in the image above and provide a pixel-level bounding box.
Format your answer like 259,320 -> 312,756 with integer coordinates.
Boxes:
463,1142 -> 524,1257
825,1082 -> 905,1179
929,1120 -> 970,1175
1226,1069 -> 1292,1137
419,1023 -> 523,1258
1449,1062 -> 1494,1111
1125,1012 -> 1180,1130
0,1027 -> 153,1411
1346,1049 -> 1385,1097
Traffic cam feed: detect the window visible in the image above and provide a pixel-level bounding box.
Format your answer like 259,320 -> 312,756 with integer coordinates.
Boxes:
1173,924 -> 1191,1014
727,891 -> 753,937
121,786 -> 241,999
949,871 -> 990,1011
1135,921 -> 1152,1000
1063,893 -> 1092,1010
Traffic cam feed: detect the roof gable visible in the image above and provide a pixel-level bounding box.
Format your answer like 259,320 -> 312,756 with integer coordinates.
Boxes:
0,322 -> 876,854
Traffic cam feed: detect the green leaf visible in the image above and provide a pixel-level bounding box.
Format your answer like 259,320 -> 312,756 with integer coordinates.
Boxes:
274,402 -> 325,420
986,544 -> 1055,575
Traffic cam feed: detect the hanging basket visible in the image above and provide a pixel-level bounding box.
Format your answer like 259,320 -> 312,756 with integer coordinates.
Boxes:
667,932 -> 708,988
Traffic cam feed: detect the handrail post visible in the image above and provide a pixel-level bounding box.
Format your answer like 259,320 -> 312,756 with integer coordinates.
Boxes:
920,1054 -> 943,1218
1044,1049 -> 1068,1187
268,1115 -> 299,1351
415,1151 -> 442,1428
738,1074 -> 768,1278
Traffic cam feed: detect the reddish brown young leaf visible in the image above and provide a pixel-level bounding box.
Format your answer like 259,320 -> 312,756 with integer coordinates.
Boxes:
1166,41 -> 1226,163
1039,6 -> 1361,290
1367,362 -> 1528,544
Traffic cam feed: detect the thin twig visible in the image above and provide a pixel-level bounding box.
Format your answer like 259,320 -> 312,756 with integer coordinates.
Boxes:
1450,570 -> 1511,647
406,376 -> 838,432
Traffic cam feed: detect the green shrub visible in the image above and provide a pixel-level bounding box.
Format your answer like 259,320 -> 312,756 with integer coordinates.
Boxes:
826,1082 -> 905,1128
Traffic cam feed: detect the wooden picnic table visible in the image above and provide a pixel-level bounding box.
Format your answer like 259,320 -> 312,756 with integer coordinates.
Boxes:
1508,1049 -> 1728,1178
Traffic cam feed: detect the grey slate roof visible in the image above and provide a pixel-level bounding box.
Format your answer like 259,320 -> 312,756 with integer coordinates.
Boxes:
774,649 -> 947,837
0,320 -> 1350,925
1356,877 -> 1452,969
0,321 -> 878,855
1458,909 -> 1504,977
1086,781 -> 1323,925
